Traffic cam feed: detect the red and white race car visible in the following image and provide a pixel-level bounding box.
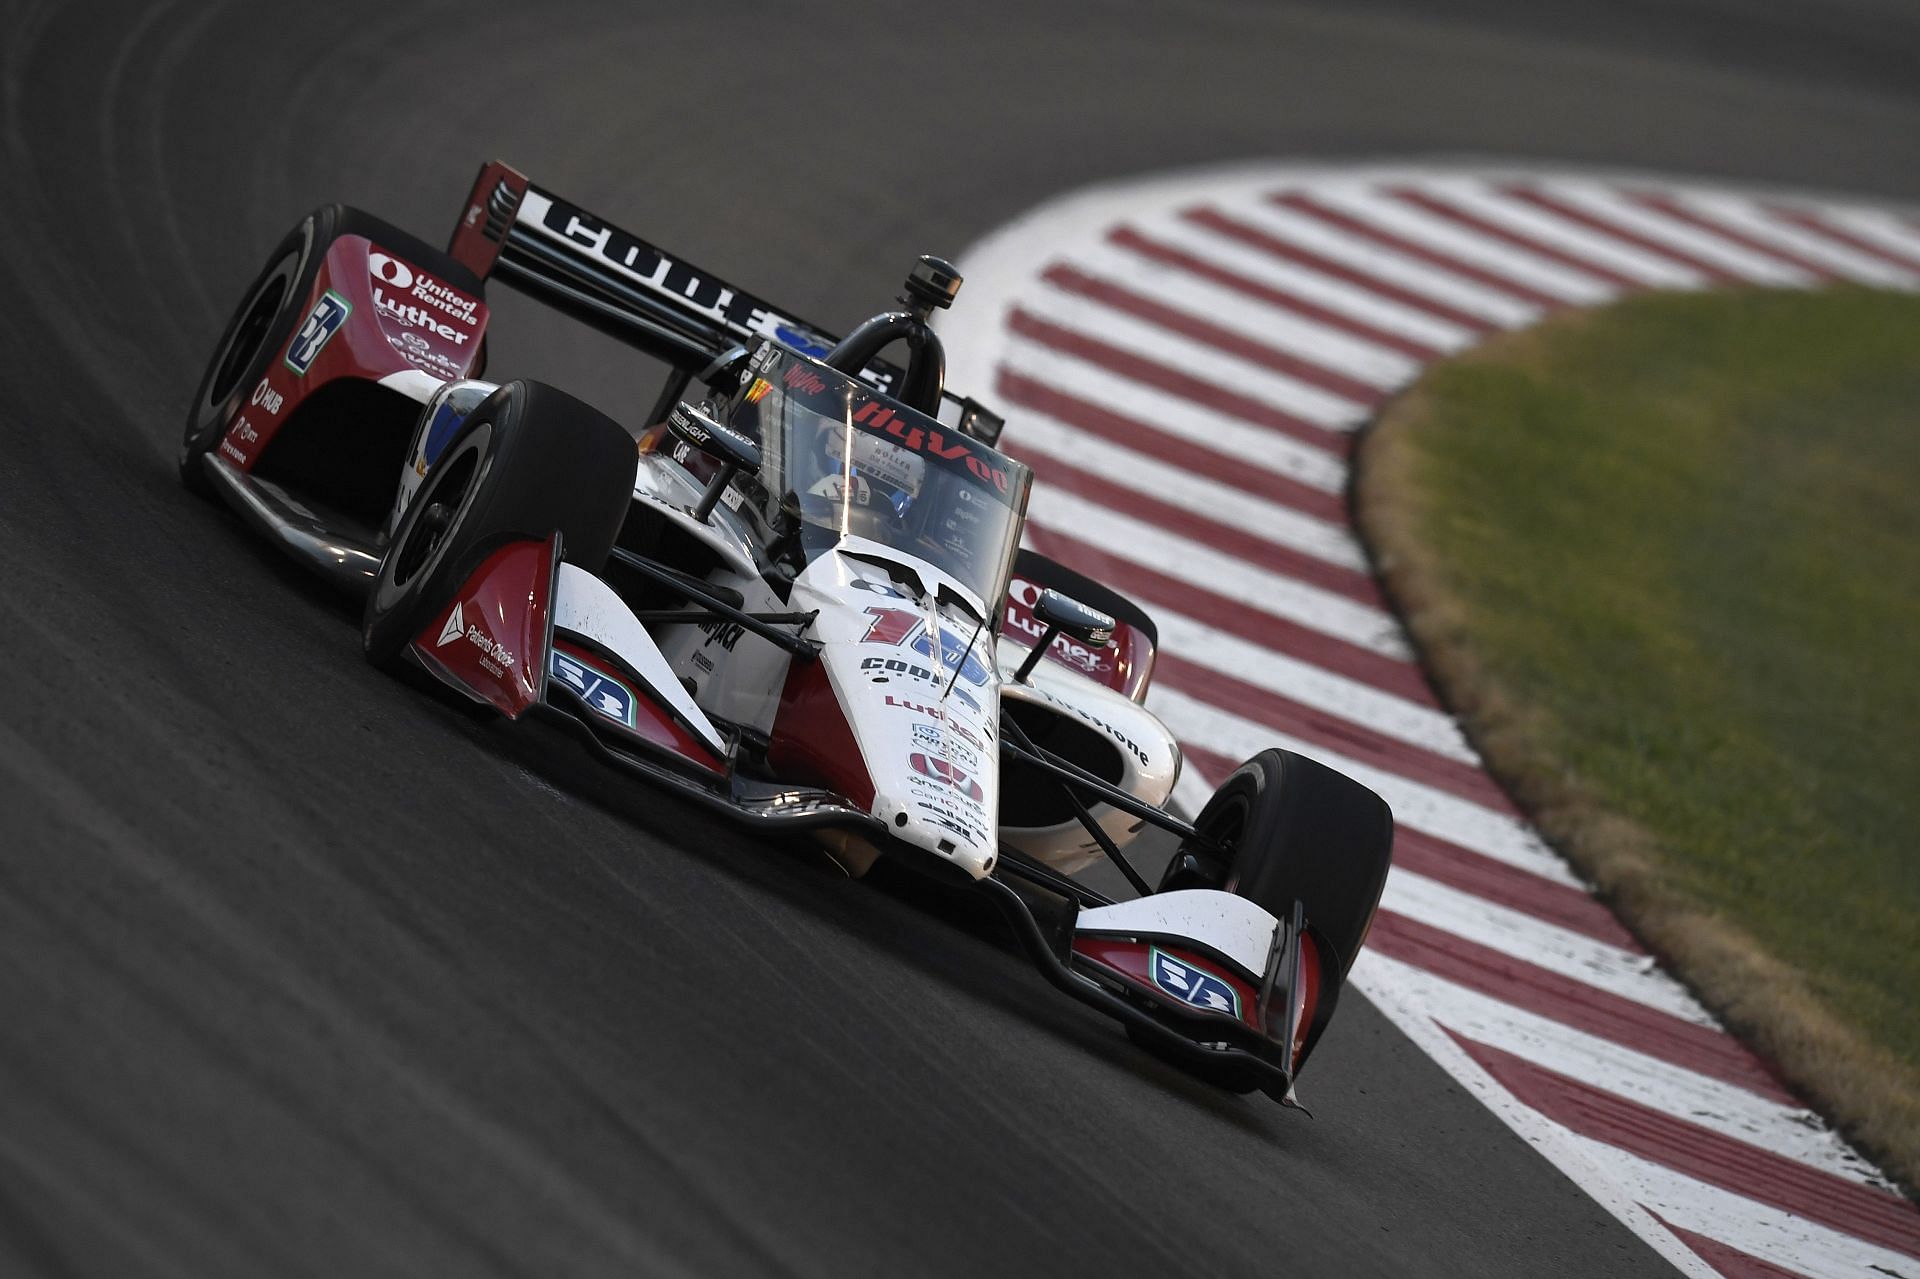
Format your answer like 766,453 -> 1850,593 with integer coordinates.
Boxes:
180,161 -> 1395,1105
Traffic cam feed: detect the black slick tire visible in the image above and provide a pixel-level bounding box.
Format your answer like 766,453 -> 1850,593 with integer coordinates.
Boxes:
1168,749 -> 1393,983
362,380 -> 636,670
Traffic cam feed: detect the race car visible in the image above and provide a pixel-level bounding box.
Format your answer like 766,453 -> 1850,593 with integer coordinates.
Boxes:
179,161 -> 1395,1105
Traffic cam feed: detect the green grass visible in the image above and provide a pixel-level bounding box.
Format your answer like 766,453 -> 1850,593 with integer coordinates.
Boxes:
1384,287 -> 1920,1075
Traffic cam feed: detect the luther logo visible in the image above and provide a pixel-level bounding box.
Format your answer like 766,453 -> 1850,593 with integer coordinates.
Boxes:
1150,949 -> 1239,1017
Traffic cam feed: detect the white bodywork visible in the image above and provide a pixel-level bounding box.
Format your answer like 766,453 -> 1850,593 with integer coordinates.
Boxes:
1075,890 -> 1280,980
394,375 -> 1191,884
630,443 -> 1186,882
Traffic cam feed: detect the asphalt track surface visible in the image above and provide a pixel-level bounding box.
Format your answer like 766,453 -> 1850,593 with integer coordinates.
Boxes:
1,2 -> 1915,1276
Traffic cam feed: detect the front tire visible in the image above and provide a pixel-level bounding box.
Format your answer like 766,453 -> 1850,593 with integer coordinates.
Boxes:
179,213 -> 323,498
362,380 -> 636,669
1165,749 -> 1393,982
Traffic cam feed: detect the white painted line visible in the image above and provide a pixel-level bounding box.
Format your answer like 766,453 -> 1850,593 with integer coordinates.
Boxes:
1215,199 -> 1545,326
1007,408 -> 1369,570
1536,182 -> 1818,286
1016,278 -> 1373,428
1309,180 -> 1621,304
1797,204 -> 1920,272
956,161 -> 1920,1276
1674,193 -> 1920,288
1054,239 -> 1422,386
1382,867 -> 1716,1025
997,340 -> 1350,493
1348,957 -> 1724,1279
1023,488 -> 1409,658
1130,210 -> 1479,352
1149,685 -> 1582,886
1395,177 -> 1710,289
1565,1134 -> 1916,1279
1150,608 -> 1478,763
1364,951 -> 1886,1187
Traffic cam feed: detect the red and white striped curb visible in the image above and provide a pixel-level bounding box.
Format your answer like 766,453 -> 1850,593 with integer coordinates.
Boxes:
939,162 -> 1920,1279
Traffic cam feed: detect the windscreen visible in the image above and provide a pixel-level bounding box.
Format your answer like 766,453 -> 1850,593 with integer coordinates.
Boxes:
721,345 -> 1031,613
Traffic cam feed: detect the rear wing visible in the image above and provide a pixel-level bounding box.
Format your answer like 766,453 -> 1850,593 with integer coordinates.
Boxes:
447,160 -> 1003,441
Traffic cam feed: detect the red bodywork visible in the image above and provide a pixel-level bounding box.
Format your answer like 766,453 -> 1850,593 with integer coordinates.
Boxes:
1072,931 -> 1326,1073
410,537 -> 557,719
217,235 -> 491,473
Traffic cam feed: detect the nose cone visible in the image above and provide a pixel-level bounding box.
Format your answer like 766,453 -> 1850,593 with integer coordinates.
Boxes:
870,777 -> 997,879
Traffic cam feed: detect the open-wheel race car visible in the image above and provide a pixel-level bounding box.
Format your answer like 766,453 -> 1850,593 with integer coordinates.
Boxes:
180,161 -> 1395,1106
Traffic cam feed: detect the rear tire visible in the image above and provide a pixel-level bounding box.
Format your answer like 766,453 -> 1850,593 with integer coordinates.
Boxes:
1164,749 -> 1392,982
362,380 -> 636,669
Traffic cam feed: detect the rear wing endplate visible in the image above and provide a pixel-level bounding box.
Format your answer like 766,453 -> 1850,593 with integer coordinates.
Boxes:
447,160 -> 1003,441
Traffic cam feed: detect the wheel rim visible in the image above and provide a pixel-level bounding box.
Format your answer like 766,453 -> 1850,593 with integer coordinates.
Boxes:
1202,792 -> 1251,892
389,441 -> 481,591
206,251 -> 296,411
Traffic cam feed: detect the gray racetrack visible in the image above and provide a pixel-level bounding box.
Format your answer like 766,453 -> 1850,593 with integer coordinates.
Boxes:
2,2 -> 1915,1275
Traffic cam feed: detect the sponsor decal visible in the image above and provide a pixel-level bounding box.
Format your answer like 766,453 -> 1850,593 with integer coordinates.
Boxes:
549,649 -> 637,728
528,189 -> 896,392
860,607 -> 990,687
773,322 -> 834,357
781,365 -> 829,396
368,249 -> 480,328
373,286 -> 472,345
851,399 -> 1012,496
249,378 -> 284,416
880,695 -> 989,752
744,376 -> 774,405
218,438 -> 248,465
1029,685 -> 1150,768
912,720 -> 980,772
232,417 -> 259,446
699,619 -> 745,651
908,751 -> 984,803
436,603 -> 468,647
285,290 -> 350,375
1150,948 -> 1240,1017
848,575 -> 911,600
438,601 -> 514,676
1004,578 -> 1114,675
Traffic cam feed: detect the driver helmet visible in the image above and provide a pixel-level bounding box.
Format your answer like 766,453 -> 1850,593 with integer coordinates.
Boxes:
805,428 -> 926,528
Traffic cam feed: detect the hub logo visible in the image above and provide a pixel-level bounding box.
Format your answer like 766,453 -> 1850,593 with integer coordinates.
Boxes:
285,290 -> 350,375
549,649 -> 636,728
1150,949 -> 1239,1018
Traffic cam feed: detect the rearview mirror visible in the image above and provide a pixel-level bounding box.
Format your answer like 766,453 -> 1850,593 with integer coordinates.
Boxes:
1014,588 -> 1115,683
668,402 -> 761,522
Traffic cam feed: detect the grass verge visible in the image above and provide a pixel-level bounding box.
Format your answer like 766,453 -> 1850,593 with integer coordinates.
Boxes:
1354,286 -> 1920,1196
